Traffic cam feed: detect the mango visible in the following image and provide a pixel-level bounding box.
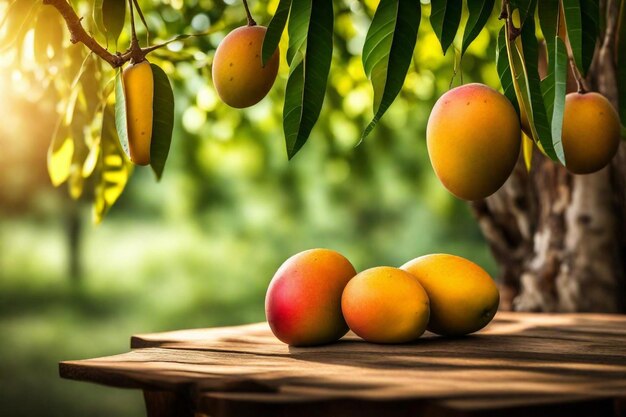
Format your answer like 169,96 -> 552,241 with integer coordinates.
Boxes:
341,266 -> 430,344
401,254 -> 499,336
123,60 -> 154,166
212,25 -> 279,108
265,249 -> 356,346
562,92 -> 620,174
427,83 -> 521,200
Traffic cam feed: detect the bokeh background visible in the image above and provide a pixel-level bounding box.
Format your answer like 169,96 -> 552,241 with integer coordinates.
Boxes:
0,0 -> 500,415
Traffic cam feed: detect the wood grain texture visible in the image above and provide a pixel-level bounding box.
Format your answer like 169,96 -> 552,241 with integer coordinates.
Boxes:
60,312 -> 626,417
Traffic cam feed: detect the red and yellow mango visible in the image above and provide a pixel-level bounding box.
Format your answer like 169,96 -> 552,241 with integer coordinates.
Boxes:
265,248 -> 356,346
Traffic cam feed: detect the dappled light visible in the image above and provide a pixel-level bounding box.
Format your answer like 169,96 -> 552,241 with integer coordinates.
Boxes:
2,0 -> 626,416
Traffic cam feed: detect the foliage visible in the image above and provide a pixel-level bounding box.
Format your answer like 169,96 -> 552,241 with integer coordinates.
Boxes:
2,0 -> 178,223
1,0 -> 614,220
2,1 -> 599,415
360,0 -> 420,140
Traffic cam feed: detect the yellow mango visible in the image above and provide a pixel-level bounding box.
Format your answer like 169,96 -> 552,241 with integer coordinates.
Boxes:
427,83 -> 521,201
401,254 -> 499,336
212,25 -> 279,108
341,266 -> 430,344
123,60 -> 154,166
562,92 -> 620,174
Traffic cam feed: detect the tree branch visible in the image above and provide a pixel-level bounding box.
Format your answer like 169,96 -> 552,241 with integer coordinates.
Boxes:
42,0 -> 131,68
242,0 -> 257,26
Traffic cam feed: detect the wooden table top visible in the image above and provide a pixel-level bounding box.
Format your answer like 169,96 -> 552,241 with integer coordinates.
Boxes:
60,312 -> 626,417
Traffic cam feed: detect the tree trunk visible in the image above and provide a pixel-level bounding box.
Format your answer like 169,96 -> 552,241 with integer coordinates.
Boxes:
472,0 -> 626,313
66,200 -> 83,286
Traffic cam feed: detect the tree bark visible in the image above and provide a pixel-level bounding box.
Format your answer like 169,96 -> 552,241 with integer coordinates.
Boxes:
473,0 -> 626,313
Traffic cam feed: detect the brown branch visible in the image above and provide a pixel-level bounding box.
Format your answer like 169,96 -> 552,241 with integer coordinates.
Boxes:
242,0 -> 257,26
42,0 -> 130,68
568,56 -> 588,93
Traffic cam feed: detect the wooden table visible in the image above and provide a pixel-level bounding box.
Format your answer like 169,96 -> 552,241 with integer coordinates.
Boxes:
60,312 -> 626,417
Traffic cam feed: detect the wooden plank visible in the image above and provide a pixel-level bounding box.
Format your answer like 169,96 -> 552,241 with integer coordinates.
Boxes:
60,312 -> 626,417
131,311 -> 626,353
199,390 -> 620,417
61,341 -> 626,396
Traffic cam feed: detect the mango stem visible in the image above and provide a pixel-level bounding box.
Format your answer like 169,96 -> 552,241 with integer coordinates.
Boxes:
242,0 -> 257,26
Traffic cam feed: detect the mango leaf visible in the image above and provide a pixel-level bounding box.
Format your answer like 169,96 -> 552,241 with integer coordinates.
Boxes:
93,0 -> 106,37
102,0 -> 126,48
286,0 -> 311,64
537,0 -> 559,61
518,14 -> 563,162
522,132 -> 534,171
502,26 -> 535,142
562,0 -> 599,76
496,26 -> 519,114
114,70 -> 130,158
540,36 -> 567,161
83,138 -> 100,178
149,63 -> 175,180
361,0 -> 420,140
93,103 -> 133,224
48,129 -> 74,187
462,0 -> 495,55
47,58 -> 92,187
510,0 -> 534,26
430,0 -> 462,55
618,0 -> 626,125
580,0 -> 599,75
262,0 -> 292,66
82,101 -> 107,178
282,0 -> 334,159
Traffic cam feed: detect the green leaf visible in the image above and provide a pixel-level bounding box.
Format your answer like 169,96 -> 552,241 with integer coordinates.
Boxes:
580,0 -> 599,76
618,0 -> 626,125
114,70 -> 130,158
102,0 -> 126,48
282,0 -> 334,159
537,0 -> 559,62
496,27 -> 519,114
519,14 -> 562,163
286,0 -> 311,65
510,0 -> 534,26
430,0 -> 462,54
47,58 -> 93,187
562,0 -> 598,76
149,64 -> 175,180
93,0 -> 106,37
262,0 -> 292,66
361,0 -> 420,140
93,103 -> 133,224
522,132 -> 533,171
462,0 -> 495,55
540,36 -> 567,163
47,129 -> 74,187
